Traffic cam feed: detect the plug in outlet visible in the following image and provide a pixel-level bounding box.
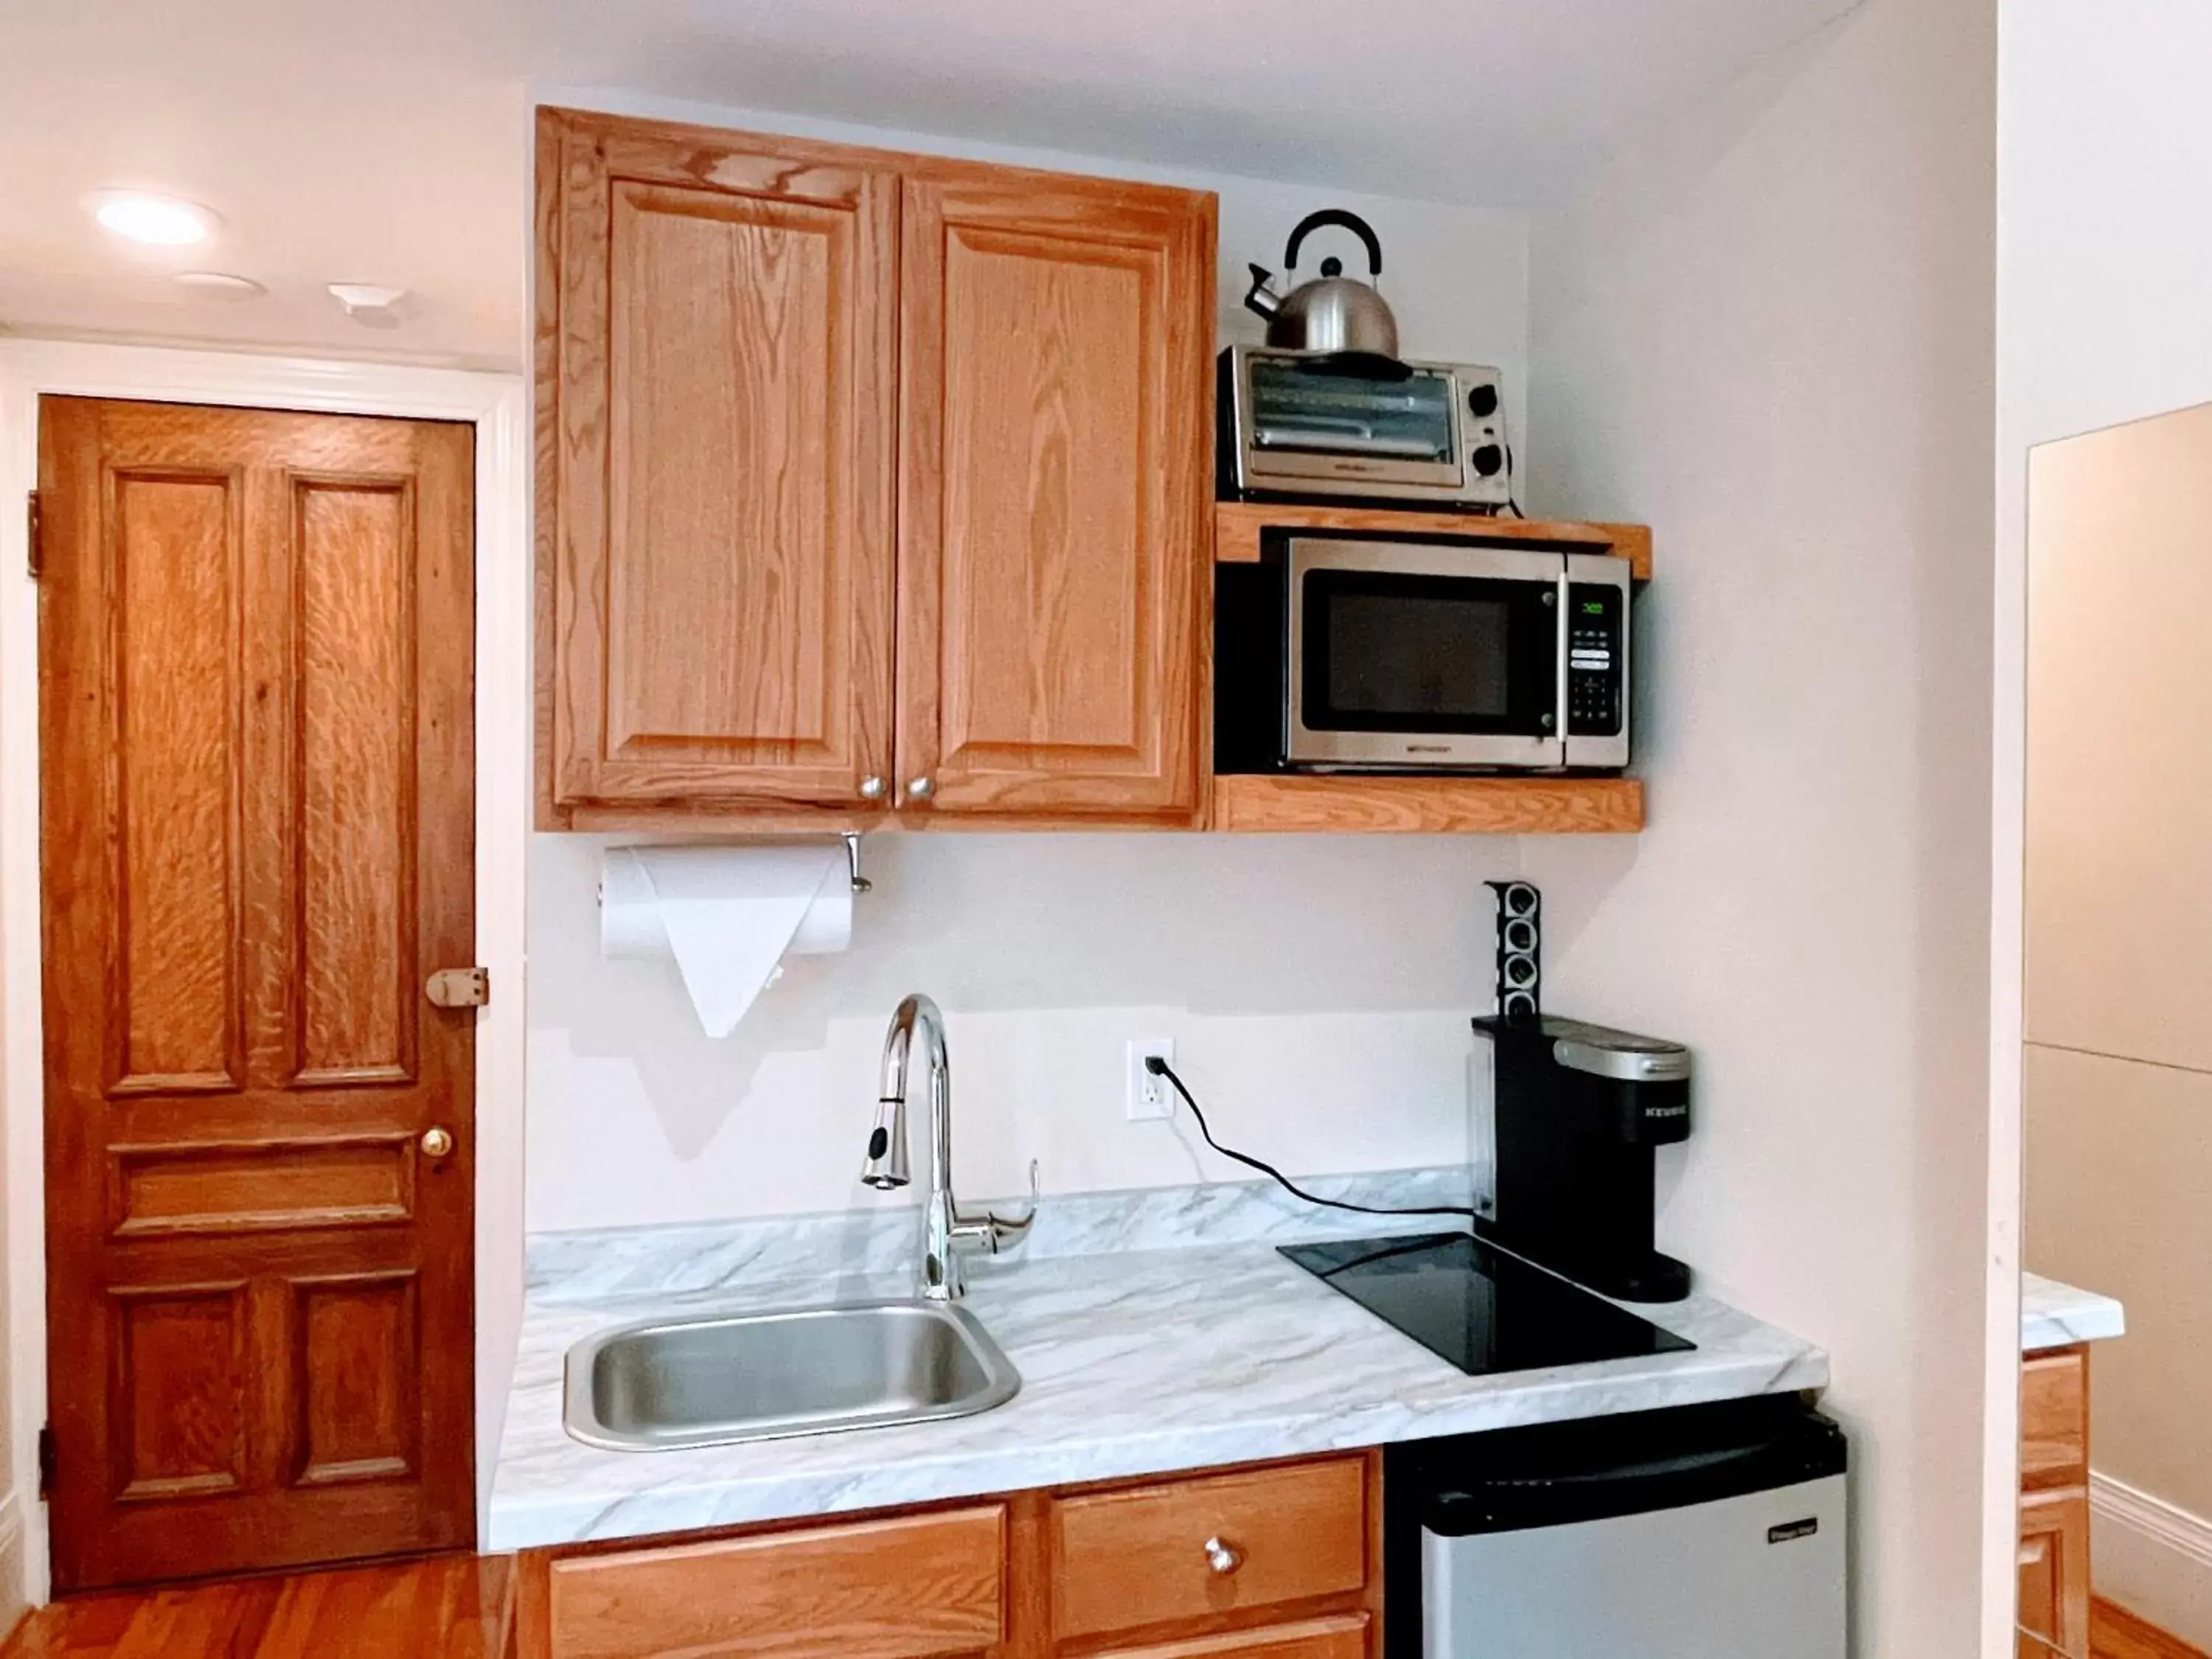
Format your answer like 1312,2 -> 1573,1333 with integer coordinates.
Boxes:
1127,1038 -> 1176,1121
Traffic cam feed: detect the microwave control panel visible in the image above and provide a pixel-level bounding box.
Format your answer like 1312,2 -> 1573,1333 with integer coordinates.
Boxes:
1566,585 -> 1625,737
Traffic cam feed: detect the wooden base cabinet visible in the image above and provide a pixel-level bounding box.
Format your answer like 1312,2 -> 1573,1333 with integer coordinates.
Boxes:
2018,1344 -> 2092,1657
514,1453 -> 1382,1659
536,106 -> 1214,832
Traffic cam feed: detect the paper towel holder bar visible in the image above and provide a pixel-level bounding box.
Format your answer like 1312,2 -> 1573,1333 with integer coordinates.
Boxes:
844,832 -> 872,895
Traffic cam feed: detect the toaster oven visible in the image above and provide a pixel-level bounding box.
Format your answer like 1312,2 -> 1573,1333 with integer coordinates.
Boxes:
1218,345 -> 1512,509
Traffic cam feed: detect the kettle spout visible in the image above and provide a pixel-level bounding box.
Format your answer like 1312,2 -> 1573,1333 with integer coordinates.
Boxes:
1242,262 -> 1281,322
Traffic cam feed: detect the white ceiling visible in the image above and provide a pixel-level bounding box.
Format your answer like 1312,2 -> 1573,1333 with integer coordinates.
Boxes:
0,0 -> 1864,368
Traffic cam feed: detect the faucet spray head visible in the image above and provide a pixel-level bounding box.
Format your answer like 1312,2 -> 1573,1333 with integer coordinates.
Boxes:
860,1093 -> 911,1190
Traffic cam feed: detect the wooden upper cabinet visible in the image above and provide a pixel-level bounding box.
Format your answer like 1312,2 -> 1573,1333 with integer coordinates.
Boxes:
896,165 -> 1214,822
535,107 -> 1214,829
537,108 -> 900,823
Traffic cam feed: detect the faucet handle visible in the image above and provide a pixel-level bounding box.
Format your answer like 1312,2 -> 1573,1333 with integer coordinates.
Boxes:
992,1158 -> 1041,1248
959,1160 -> 1040,1258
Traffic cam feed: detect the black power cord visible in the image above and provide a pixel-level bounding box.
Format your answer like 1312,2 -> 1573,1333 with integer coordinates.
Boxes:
1145,1057 -> 1478,1221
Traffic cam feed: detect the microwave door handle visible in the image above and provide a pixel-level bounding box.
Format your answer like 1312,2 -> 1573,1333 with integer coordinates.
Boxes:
1554,570 -> 1571,762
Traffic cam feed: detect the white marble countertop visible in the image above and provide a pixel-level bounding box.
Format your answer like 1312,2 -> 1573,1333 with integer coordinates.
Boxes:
2022,1271 -> 2126,1352
489,1211 -> 1827,1551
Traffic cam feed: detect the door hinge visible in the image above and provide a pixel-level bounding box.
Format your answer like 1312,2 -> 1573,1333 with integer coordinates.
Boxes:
37,1425 -> 54,1499
425,966 -> 490,1009
25,490 -> 41,580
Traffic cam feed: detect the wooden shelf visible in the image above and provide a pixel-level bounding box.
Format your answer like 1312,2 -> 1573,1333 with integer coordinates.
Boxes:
1214,501 -> 1653,582
1209,774 -> 1645,835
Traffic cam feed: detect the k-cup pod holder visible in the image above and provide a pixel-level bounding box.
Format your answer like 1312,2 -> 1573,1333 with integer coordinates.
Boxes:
1487,880 -> 1543,1021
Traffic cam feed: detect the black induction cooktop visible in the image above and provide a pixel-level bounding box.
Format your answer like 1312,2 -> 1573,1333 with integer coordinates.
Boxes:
1279,1231 -> 1694,1377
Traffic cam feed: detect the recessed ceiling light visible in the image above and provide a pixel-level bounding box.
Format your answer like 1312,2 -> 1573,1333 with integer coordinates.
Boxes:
86,190 -> 220,246
173,271 -> 265,300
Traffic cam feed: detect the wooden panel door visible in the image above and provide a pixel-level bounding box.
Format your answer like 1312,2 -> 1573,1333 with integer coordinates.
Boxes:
38,397 -> 476,1590
537,107 -> 899,822
896,161 -> 1213,823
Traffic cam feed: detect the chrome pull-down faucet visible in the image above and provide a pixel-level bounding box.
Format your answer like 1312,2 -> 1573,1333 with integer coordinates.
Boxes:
859,993 -> 1036,1299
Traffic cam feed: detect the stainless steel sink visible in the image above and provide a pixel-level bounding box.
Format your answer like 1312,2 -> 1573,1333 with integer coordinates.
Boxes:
563,1299 -> 1021,1452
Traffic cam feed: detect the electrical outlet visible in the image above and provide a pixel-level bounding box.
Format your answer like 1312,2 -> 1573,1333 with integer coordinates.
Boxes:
1127,1038 -> 1176,1121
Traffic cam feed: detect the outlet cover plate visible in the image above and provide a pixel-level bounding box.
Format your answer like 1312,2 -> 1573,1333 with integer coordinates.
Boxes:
1127,1038 -> 1176,1121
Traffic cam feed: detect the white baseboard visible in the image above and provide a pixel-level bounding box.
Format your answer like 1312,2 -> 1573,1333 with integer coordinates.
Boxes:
2093,1469 -> 2212,1648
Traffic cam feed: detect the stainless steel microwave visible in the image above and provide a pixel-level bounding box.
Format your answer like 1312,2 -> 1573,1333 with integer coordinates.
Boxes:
1214,537 -> 1632,773
1217,345 -> 1511,508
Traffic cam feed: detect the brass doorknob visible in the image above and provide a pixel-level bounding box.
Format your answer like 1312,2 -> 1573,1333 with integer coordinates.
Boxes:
420,1126 -> 455,1160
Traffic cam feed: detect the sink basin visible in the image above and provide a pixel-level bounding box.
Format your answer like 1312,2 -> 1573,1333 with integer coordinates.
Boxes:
563,1299 -> 1022,1451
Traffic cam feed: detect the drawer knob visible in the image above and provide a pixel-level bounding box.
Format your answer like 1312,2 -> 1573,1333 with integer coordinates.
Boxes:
907,776 -> 935,801
1203,1535 -> 1242,1576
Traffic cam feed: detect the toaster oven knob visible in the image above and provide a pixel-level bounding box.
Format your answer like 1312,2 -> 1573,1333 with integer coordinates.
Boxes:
1467,383 -> 1500,419
1472,443 -> 1506,477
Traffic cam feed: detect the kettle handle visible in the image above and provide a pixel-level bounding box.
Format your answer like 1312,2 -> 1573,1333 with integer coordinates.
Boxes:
1284,209 -> 1384,277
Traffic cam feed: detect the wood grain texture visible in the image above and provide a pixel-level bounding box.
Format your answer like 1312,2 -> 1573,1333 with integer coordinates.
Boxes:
2022,1345 -> 2089,1491
1213,502 -> 1654,582
542,1506 -> 1007,1659
2019,1486 -> 2091,1657
108,1135 -> 415,1238
896,159 -> 1214,824
2092,1596 -> 2212,1659
1088,1616 -> 1368,1659
1049,1456 -> 1367,1642
108,462 -> 242,1094
292,476 -> 416,1087
1209,774 -> 1645,835
38,397 -> 476,1590
536,106 -> 898,818
0,1553 -> 514,1658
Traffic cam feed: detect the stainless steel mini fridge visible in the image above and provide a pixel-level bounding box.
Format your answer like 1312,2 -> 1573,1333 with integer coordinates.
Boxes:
1388,1397 -> 1848,1658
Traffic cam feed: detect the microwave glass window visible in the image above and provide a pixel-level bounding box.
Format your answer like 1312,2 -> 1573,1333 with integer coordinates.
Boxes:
1325,592 -> 1509,716
1299,568 -> 1559,736
1248,359 -> 1455,461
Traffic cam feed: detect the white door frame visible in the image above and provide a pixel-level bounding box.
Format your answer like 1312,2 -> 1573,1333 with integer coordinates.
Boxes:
0,338 -> 529,1604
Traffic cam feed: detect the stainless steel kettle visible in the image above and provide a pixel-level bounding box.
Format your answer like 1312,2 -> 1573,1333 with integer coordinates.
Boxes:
1242,209 -> 1400,359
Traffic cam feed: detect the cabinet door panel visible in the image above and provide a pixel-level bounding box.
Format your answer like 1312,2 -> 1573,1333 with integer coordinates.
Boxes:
897,165 -> 1212,821
1096,1615 -> 1369,1659
2017,1488 -> 2089,1655
539,109 -> 897,817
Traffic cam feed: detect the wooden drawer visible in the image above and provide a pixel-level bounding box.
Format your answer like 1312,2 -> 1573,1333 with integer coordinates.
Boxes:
1051,1457 -> 1368,1641
1097,1615 -> 1370,1659
543,1504 -> 1006,1658
2021,1345 -> 2087,1491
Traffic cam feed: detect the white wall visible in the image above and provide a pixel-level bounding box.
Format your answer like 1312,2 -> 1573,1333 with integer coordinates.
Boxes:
1522,1 -> 1997,1652
525,94 -> 1537,1234
1997,3 -> 2212,1645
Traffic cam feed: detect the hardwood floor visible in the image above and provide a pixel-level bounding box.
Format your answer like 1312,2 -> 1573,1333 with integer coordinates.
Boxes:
0,1555 -> 513,1658
2093,1595 -> 2212,1659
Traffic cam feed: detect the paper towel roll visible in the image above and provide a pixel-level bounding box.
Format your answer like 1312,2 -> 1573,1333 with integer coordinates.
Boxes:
599,845 -> 852,1037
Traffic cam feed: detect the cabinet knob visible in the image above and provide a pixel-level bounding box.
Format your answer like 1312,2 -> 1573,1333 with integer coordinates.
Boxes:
420,1126 -> 455,1161
906,776 -> 935,801
1203,1536 -> 1242,1575
859,776 -> 886,800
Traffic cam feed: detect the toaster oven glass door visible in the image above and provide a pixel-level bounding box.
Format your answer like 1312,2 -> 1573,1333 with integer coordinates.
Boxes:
1245,358 -> 1464,490
1286,539 -> 1565,769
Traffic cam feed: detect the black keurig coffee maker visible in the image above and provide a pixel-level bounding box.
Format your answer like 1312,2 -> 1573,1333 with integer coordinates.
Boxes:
1475,883 -> 1694,1303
